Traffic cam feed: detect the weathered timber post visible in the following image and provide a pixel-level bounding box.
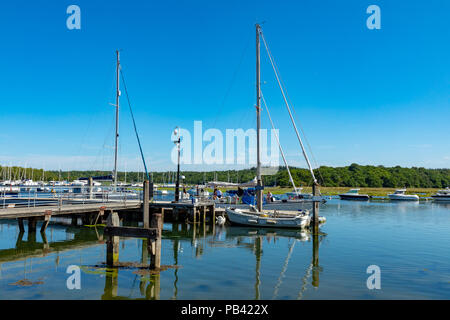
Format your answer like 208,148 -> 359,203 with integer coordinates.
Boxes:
18,218 -> 25,233
106,211 -> 120,267
149,213 -> 162,269
28,217 -> 37,233
209,205 -> 215,226
94,206 -> 105,226
201,206 -> 206,224
40,210 -> 52,233
192,207 -> 197,224
89,177 -> 94,200
143,180 -> 150,228
312,183 -> 320,234
149,182 -> 154,201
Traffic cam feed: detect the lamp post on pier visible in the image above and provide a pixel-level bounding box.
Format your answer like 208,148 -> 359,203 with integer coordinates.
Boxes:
173,127 -> 181,202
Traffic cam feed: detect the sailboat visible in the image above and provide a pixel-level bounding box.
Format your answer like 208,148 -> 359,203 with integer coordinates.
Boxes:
226,25 -> 324,229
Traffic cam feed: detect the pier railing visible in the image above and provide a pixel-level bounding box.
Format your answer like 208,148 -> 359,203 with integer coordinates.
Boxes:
0,185 -> 143,210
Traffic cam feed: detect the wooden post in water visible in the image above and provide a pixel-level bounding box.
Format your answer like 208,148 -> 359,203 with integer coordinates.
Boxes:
209,204 -> 215,226
312,183 -> 320,234
149,213 -> 162,269
106,211 -> 120,267
18,218 -> 25,233
143,180 -> 150,228
40,211 -> 51,233
28,217 -> 37,233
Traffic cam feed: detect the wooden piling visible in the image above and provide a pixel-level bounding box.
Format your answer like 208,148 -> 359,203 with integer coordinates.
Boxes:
312,183 -> 320,234
40,210 -> 52,233
209,204 -> 215,225
28,217 -> 37,233
143,180 -> 150,228
18,218 -> 25,233
106,211 -> 120,267
149,213 -> 162,269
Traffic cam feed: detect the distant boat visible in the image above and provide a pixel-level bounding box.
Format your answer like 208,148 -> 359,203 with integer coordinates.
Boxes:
339,189 -> 370,201
284,187 -> 313,200
388,189 -> 419,201
431,187 -> 450,202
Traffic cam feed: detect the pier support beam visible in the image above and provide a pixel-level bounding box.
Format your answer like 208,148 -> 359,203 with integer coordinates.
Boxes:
18,218 -> 25,233
209,205 -> 215,225
40,211 -> 52,233
28,217 -> 37,233
106,211 -> 120,267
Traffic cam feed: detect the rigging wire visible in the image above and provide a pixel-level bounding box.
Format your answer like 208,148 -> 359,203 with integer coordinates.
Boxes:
261,91 -> 299,195
119,68 -> 150,181
259,29 -> 324,186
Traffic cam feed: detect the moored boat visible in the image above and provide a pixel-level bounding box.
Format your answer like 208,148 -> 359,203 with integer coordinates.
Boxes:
431,187 -> 450,202
388,189 -> 419,201
226,24 -> 325,229
339,189 -> 370,201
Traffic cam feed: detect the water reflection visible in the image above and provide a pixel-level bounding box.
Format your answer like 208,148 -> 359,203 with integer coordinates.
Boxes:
0,218 -> 324,300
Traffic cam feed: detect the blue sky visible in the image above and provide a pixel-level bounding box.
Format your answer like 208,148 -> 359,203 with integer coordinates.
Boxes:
0,0 -> 448,172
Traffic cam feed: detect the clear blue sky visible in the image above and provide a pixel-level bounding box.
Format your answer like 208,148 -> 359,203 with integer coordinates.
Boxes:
0,0 -> 448,172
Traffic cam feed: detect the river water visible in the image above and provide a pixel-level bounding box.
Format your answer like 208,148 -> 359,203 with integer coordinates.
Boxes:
0,199 -> 449,299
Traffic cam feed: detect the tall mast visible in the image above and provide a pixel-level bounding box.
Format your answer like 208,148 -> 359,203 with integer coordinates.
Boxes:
256,24 -> 263,212
114,50 -> 120,189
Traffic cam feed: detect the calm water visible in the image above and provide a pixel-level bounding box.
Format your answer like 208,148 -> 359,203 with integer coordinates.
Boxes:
0,199 -> 449,299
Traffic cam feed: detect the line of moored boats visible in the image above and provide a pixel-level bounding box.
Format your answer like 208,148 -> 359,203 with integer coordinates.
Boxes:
338,188 -> 450,202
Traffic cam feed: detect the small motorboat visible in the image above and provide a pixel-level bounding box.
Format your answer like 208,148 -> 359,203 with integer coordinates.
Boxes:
431,187 -> 450,202
339,189 -> 370,201
388,189 -> 419,201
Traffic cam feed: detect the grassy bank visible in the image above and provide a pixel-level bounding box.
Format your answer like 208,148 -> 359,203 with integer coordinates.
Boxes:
159,186 -> 440,197
264,186 -> 440,197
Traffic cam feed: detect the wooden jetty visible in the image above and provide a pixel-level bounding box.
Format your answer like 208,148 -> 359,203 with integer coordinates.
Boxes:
0,181 -> 218,271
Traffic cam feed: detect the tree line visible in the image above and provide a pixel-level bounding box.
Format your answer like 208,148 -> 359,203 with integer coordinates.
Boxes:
1,163 -> 449,188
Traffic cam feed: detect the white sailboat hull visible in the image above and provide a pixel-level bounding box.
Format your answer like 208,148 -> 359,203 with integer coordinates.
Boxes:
225,207 -> 311,229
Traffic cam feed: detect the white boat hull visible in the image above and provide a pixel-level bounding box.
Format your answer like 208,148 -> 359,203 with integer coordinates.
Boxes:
432,196 -> 450,202
388,194 -> 419,201
225,207 -> 311,229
